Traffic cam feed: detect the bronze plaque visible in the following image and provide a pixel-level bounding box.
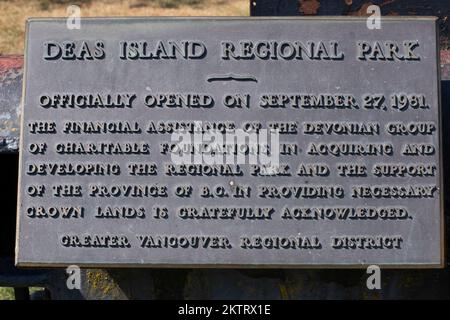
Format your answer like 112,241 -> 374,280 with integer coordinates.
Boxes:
16,17 -> 444,268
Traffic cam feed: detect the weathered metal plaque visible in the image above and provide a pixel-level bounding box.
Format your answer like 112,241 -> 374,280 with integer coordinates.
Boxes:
16,17 -> 444,268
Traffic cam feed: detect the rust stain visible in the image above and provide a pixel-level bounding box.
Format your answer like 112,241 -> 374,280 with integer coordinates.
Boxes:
0,55 -> 23,87
441,50 -> 450,63
349,2 -> 374,16
0,55 -> 23,73
299,0 -> 320,15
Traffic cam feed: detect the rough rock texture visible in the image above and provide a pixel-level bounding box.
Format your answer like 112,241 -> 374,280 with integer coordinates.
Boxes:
0,55 -> 21,153
1,1 -> 450,297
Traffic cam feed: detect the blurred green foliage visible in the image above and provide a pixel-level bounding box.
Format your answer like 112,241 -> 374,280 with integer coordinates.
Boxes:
0,287 -> 14,300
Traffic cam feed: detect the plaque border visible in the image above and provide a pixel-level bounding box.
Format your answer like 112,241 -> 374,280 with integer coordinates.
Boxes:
15,16 -> 445,269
